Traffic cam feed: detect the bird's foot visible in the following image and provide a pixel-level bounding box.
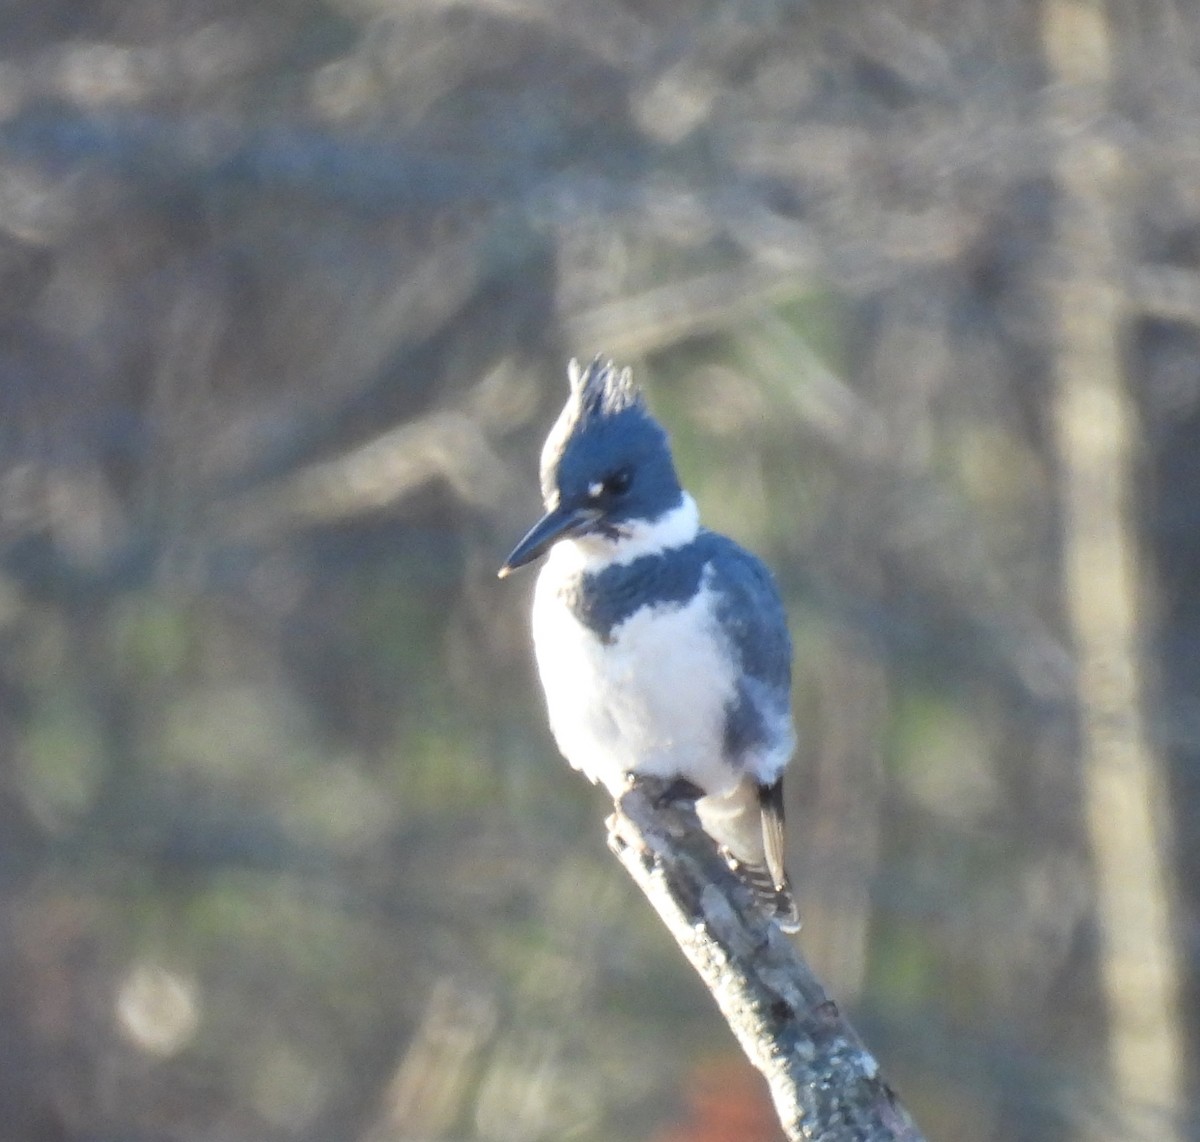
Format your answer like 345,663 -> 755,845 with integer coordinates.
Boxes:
611,775 -> 702,855
624,773 -> 704,810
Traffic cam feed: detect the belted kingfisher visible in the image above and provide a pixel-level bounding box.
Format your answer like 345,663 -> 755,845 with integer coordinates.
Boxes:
499,357 -> 799,931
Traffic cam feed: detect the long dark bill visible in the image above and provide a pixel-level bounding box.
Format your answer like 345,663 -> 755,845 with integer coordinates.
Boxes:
497,504 -> 600,578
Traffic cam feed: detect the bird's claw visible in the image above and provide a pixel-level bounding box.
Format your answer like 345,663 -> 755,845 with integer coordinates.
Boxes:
625,773 -> 704,810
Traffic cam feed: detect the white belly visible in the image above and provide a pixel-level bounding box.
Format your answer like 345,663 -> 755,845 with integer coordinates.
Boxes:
531,556 -> 739,799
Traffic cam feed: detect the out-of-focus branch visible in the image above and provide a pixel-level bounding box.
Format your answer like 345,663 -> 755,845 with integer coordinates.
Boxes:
607,780 -> 926,1142
1130,264 -> 1200,325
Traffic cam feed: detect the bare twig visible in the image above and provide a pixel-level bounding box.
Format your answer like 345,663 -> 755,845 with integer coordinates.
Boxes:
607,779 -> 926,1142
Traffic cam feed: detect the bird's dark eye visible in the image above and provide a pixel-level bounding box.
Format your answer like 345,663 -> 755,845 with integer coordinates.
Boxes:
586,468 -> 632,501
601,468 -> 631,496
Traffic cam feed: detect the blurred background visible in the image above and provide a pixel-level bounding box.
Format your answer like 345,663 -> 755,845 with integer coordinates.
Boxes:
0,0 -> 1196,1139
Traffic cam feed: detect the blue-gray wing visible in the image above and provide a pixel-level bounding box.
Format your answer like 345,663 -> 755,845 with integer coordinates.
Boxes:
700,531 -> 797,921
699,531 -> 793,762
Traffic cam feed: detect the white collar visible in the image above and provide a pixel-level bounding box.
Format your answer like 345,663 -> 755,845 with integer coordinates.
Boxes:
547,493 -> 699,574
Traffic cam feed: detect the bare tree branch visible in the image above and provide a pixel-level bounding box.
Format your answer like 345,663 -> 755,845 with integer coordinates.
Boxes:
607,780 -> 927,1142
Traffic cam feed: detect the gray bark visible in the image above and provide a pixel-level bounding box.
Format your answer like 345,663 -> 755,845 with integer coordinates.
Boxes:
607,780 -> 927,1142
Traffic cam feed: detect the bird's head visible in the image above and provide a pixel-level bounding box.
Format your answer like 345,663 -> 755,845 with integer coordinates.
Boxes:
498,357 -> 684,576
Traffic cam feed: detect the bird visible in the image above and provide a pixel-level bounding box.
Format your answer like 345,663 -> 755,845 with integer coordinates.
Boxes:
498,356 -> 799,931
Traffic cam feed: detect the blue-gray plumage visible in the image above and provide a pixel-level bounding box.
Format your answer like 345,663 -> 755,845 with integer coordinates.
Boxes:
499,357 -> 799,930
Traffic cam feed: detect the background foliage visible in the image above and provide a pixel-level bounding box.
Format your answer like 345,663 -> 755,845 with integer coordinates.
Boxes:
0,1 -> 1196,1139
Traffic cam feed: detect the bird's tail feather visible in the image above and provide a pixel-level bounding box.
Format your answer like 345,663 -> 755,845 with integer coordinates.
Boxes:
696,777 -> 801,932
755,777 -> 800,931
727,856 -> 801,933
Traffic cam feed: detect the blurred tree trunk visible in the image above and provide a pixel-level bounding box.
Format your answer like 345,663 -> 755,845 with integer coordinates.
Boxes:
1042,1 -> 1184,1136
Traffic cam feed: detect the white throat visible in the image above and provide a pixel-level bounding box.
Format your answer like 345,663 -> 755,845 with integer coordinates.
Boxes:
549,493 -> 700,574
